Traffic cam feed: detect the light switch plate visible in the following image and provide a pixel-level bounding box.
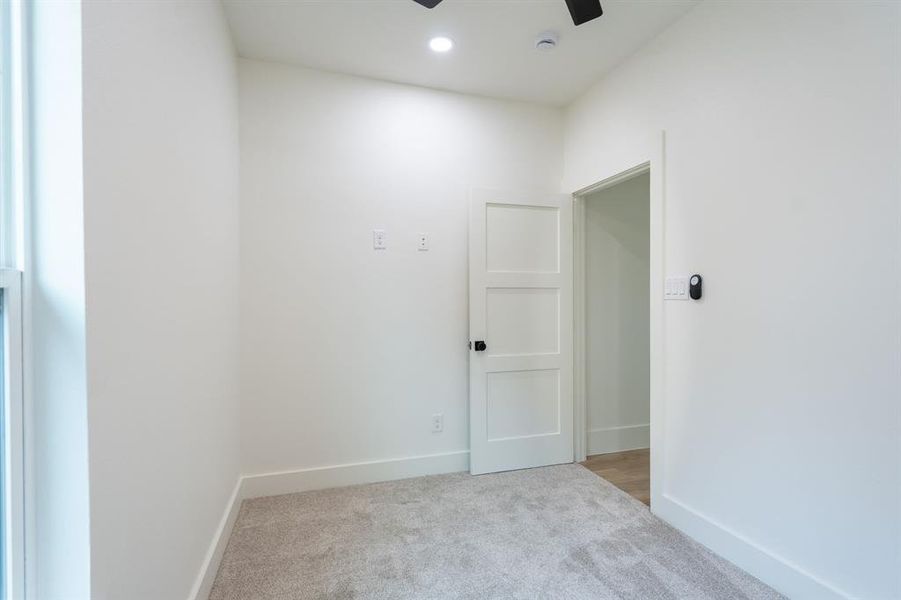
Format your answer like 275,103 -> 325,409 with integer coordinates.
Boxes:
664,276 -> 689,300
417,233 -> 429,251
373,229 -> 386,250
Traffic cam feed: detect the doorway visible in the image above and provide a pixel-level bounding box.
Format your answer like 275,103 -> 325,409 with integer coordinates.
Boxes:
574,166 -> 652,506
467,137 -> 664,507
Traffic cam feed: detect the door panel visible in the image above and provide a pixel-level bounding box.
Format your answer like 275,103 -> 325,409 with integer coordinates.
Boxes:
469,189 -> 573,475
486,204 -> 559,272
487,369 -> 560,440
486,288 -> 559,356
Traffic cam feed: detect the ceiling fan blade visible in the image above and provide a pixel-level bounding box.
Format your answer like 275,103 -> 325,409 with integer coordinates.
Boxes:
564,0 -> 603,26
412,0 -> 444,8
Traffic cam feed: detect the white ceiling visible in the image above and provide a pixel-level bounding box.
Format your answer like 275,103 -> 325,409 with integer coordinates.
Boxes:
223,0 -> 698,107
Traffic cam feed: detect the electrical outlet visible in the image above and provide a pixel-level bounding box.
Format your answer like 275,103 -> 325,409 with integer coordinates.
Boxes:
417,233 -> 429,251
431,414 -> 443,433
373,229 -> 386,250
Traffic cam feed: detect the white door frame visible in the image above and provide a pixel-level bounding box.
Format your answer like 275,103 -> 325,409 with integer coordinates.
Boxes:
571,132 -> 665,509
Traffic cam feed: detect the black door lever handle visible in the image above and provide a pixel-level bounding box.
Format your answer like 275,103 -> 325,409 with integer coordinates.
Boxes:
473,341 -> 487,352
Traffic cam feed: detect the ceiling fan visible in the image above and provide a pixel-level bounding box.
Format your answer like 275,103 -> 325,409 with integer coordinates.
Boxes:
412,0 -> 603,27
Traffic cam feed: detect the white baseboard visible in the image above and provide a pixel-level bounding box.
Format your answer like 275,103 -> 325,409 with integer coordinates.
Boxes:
587,424 -> 649,455
655,493 -> 850,600
189,450 -> 469,600
187,478 -> 245,600
241,450 -> 470,498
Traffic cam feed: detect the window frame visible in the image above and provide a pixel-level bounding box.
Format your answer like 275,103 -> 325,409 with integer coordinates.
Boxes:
0,0 -> 26,596
1,0 -> 24,273
0,270 -> 22,600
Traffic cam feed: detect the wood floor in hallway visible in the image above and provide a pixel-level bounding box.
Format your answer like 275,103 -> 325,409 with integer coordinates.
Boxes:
580,448 -> 650,506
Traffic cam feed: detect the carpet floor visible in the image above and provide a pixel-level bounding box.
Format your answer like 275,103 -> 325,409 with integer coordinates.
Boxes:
209,464 -> 783,599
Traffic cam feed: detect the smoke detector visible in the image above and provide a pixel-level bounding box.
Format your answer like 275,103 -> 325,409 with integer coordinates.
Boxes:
535,32 -> 558,51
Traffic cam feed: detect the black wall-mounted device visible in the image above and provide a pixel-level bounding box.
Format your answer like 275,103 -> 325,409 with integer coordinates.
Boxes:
689,274 -> 703,300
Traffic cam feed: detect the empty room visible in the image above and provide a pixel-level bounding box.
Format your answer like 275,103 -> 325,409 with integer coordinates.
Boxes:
2,0 -> 899,599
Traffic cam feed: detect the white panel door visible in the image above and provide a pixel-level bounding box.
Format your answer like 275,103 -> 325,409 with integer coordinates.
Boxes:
469,189 -> 573,475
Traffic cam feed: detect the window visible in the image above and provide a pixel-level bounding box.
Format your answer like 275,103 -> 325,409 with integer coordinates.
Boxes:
0,0 -> 25,598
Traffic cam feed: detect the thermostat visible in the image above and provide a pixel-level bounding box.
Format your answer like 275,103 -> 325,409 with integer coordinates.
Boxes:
689,274 -> 702,300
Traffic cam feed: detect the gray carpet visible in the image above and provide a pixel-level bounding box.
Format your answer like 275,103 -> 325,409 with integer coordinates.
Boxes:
209,464 -> 783,599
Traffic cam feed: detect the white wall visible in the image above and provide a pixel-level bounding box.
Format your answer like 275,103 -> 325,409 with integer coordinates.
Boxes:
28,1 -> 91,596
238,60 -> 562,475
80,2 -> 241,599
584,173 -> 649,455
564,2 -> 901,598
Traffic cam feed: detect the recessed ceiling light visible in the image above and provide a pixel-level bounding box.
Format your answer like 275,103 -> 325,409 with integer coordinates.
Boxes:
429,36 -> 454,53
